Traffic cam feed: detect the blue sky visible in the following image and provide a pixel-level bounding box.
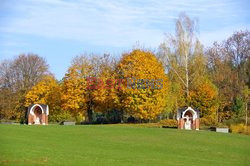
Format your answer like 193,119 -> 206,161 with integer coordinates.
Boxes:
0,0 -> 249,79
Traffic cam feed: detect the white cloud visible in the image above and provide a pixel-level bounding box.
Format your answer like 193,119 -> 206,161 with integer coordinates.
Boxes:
1,0 -> 167,47
0,0 -> 249,48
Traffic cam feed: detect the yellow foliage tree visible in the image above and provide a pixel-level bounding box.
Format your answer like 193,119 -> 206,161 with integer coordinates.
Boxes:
25,75 -> 62,121
61,65 -> 87,118
116,49 -> 169,120
91,65 -> 119,113
61,54 -> 118,122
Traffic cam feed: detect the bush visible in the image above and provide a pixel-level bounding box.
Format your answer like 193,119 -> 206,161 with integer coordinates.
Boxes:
106,110 -> 122,123
75,115 -> 83,125
223,117 -> 247,126
0,119 -> 17,124
200,116 -> 217,127
49,110 -> 74,123
246,126 -> 250,135
217,123 -> 228,128
230,124 -> 247,134
159,119 -> 177,128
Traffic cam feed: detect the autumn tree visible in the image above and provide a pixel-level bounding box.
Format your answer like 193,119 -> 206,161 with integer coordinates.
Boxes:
61,61 -> 88,120
206,43 -> 235,121
158,13 -> 199,100
25,75 -> 63,122
90,57 -> 119,114
225,31 -> 249,80
206,30 -> 250,122
189,78 -> 218,123
224,30 -> 250,95
157,13 -> 218,122
116,49 -> 169,120
243,86 -> 250,126
61,54 -> 117,122
0,54 -> 49,121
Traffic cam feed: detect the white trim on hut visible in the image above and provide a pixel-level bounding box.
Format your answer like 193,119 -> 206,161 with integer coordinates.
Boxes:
27,104 -> 49,125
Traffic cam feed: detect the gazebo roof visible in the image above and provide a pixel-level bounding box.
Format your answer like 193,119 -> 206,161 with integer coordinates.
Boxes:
177,106 -> 200,120
27,104 -> 49,115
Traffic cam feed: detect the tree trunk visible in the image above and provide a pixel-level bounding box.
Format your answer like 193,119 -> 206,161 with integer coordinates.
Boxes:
121,109 -> 124,123
246,102 -> 248,126
87,109 -> 93,123
185,50 -> 189,99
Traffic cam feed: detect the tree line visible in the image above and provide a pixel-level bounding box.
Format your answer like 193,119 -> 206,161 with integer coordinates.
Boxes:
0,14 -> 249,126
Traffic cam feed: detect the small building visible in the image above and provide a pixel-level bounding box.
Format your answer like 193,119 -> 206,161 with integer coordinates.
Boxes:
177,107 -> 199,130
27,104 -> 49,125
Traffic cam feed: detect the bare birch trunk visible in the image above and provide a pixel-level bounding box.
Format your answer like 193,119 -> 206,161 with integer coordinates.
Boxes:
246,102 -> 248,126
185,50 -> 189,99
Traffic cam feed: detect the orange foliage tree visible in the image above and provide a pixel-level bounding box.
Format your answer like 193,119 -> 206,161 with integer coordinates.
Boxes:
189,78 -> 218,124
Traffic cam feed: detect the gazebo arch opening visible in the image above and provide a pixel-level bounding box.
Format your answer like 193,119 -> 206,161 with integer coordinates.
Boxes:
27,104 -> 49,125
30,104 -> 45,115
177,107 -> 200,130
182,107 -> 197,120
33,106 -> 42,124
183,111 -> 194,130
184,111 -> 193,119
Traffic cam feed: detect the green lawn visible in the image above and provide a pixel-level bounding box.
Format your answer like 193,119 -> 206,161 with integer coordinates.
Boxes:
0,124 -> 250,166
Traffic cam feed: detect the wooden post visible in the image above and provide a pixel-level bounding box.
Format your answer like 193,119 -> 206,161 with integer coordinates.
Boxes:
42,114 -> 46,125
195,119 -> 199,130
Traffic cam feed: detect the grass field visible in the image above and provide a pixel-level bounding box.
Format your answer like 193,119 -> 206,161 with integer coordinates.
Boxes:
0,124 -> 250,166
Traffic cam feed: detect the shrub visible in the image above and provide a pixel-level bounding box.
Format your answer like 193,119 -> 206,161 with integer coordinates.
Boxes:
217,123 -> 228,128
75,115 -> 83,125
200,116 -> 217,127
159,119 -> 177,128
0,119 -> 17,124
230,124 -> 246,134
49,110 -> 73,123
223,117 -> 246,126
246,126 -> 250,135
